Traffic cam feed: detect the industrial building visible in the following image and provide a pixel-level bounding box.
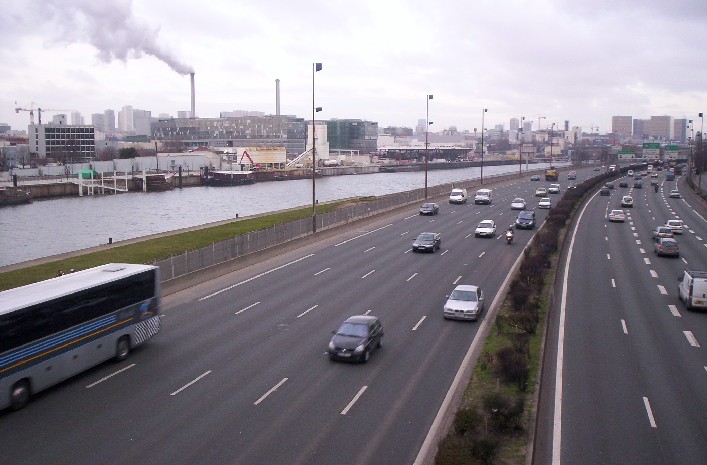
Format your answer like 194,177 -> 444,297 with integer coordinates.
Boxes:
28,120 -> 95,161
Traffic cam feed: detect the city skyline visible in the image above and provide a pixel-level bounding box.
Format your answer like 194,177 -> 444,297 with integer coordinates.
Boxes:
1,0 -> 706,134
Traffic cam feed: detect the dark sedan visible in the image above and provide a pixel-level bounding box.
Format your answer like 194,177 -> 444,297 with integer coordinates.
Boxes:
633,181 -> 643,189
515,211 -> 536,229
412,232 -> 441,252
619,181 -> 629,188
328,315 -> 383,363
419,202 -> 439,215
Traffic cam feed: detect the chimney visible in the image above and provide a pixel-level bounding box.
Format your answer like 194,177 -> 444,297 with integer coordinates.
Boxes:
190,72 -> 196,118
275,79 -> 281,116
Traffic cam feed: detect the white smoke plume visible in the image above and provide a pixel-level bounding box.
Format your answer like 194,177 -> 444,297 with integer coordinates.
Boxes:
42,0 -> 193,75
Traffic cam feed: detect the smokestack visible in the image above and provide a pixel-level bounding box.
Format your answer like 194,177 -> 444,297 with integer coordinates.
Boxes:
190,72 -> 195,118
275,79 -> 281,116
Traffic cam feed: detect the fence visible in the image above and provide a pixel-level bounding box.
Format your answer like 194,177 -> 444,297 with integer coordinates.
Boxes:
154,170 -> 533,282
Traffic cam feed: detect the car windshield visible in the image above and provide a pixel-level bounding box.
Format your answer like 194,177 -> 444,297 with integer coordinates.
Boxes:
336,322 -> 368,338
422,203 -> 434,208
519,212 -> 533,219
611,210 -> 623,215
418,233 -> 435,241
478,222 -> 493,228
450,290 -> 477,301
513,198 -> 524,203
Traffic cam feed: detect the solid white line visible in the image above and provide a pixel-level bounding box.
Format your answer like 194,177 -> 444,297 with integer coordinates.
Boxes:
607,254 -> 611,260
668,305 -> 681,317
297,305 -> 318,318
453,275 -> 462,285
612,279 -> 616,288
643,397 -> 657,428
440,250 -> 449,256
657,285 -> 667,295
621,319 -> 628,334
682,257 -> 688,264
406,272 -> 418,282
314,267 -> 331,276
650,270 -> 658,278
361,270 -> 375,279
335,224 -> 393,247
400,231 -> 409,236
86,364 -> 136,388
479,252 -> 486,258
171,371 -> 212,396
254,378 -> 288,405
684,331 -> 700,347
644,258 -> 651,264
412,315 -> 426,331
364,247 -> 375,253
236,301 -> 260,315
200,254 -> 315,300
341,386 -> 368,415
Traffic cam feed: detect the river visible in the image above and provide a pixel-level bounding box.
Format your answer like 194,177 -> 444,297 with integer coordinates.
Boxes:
0,163 -> 557,266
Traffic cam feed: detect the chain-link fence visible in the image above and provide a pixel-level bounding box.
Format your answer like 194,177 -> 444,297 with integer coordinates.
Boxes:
155,171 -> 524,281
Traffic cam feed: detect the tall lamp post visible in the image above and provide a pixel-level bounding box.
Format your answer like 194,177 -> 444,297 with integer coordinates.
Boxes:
518,116 -> 525,176
549,122 -> 556,162
688,120 -> 693,181
480,108 -> 487,184
312,62 -> 322,233
425,94 -> 433,198
699,112 -> 704,193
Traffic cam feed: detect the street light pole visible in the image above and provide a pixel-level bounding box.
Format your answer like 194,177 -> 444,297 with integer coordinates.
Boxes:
699,112 -> 704,193
312,62 -> 322,233
550,122 -> 556,162
425,94 -> 433,199
480,108 -> 487,184
519,116 -> 525,176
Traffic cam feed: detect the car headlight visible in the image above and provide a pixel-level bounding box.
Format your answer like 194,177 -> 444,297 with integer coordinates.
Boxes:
328,341 -> 336,350
354,344 -> 365,353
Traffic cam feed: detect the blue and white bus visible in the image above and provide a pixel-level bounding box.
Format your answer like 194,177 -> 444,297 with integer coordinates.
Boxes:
0,263 -> 161,410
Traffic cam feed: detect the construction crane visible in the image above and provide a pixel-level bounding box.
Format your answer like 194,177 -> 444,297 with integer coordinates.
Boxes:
14,102 -> 37,124
36,108 -> 78,124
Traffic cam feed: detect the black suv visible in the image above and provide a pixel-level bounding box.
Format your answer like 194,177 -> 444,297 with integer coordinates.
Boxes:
515,211 -> 536,229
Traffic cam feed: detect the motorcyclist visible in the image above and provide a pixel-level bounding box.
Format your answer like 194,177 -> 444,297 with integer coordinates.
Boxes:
505,225 -> 514,243
654,184 -> 659,192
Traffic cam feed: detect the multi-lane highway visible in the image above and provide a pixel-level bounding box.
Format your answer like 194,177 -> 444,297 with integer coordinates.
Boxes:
536,172 -> 707,464
2,170 -> 580,465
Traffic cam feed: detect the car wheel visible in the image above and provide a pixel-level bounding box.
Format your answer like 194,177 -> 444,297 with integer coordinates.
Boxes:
361,350 -> 370,363
377,339 -> 382,349
115,336 -> 130,362
10,380 -> 31,411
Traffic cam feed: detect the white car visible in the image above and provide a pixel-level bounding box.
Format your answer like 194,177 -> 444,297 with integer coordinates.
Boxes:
621,195 -> 634,208
474,220 -> 497,238
535,187 -> 547,197
548,183 -> 560,194
538,197 -> 551,209
608,209 -> 625,222
669,189 -> 681,198
510,198 -> 526,210
443,284 -> 485,321
666,219 -> 683,234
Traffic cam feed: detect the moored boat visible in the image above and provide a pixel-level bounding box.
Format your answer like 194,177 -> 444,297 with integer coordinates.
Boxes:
0,187 -> 33,206
202,169 -> 256,186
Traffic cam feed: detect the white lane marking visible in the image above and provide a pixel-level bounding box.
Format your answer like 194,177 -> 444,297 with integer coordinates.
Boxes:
621,319 -> 628,334
406,272 -> 418,282
640,248 -> 646,254
668,305 -> 681,317
479,251 -> 486,258
636,240 -> 642,245
643,397 -> 657,428
335,224 -> 393,246
684,331 -> 700,347
632,232 -> 639,237
86,364 -> 136,388
200,254 -> 314,300
236,301 -> 260,315
297,305 -> 319,318
688,229 -> 695,234
605,237 -> 608,241
650,270 -> 658,278
341,386 -> 368,415
400,231 -> 409,236
657,285 -> 667,295
682,257 -> 688,265
457,221 -> 463,224
453,275 -> 462,284
314,267 -> 331,276
631,226 -> 636,231
404,214 -> 417,220
611,279 -> 616,288
254,378 -> 288,405
697,236 -> 703,241
465,233 -> 473,238
171,371 -> 212,396
364,247 -> 375,253
644,258 -> 651,264
441,250 -> 449,256
361,270 -> 375,279
404,249 -> 412,254
363,309 -> 372,315
412,315 -> 427,331
607,254 -> 611,260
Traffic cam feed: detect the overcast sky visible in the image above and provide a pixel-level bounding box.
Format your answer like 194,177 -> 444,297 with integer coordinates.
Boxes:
1,0 -> 706,134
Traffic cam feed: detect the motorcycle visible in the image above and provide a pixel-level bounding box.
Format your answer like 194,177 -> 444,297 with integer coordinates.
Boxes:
654,184 -> 659,193
505,229 -> 514,245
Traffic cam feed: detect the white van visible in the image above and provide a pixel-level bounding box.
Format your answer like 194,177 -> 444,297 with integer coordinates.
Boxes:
474,189 -> 492,205
678,270 -> 707,310
449,188 -> 468,204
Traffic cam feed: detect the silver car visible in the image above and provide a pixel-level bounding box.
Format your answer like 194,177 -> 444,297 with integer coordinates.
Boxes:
443,285 -> 484,320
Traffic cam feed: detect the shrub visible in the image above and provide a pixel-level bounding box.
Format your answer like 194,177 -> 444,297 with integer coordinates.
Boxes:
482,391 -> 526,432
454,408 -> 482,435
508,280 -> 532,310
435,435 -> 474,465
507,310 -> 538,335
495,346 -> 530,391
471,436 -> 501,464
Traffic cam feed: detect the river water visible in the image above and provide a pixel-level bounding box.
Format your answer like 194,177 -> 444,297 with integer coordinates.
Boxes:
0,163 -> 557,266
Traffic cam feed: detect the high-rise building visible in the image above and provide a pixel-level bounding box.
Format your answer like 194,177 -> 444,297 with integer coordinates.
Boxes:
673,118 -> 687,143
91,113 -> 105,132
326,119 -> 378,154
647,115 -> 673,140
118,105 -> 134,133
104,109 -> 116,133
612,116 -> 632,135
510,118 -> 519,131
133,109 -> 153,136
70,112 -> 84,125
416,119 -> 426,135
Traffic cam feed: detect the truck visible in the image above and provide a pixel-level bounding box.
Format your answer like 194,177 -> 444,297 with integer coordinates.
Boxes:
678,270 -> 707,310
544,167 -> 559,181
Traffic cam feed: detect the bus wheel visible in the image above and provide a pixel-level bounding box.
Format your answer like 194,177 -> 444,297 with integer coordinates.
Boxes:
115,336 -> 131,362
10,380 -> 30,411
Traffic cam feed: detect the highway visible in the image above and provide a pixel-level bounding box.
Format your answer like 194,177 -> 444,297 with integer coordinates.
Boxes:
535,172 -> 707,464
1,170 -> 575,464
